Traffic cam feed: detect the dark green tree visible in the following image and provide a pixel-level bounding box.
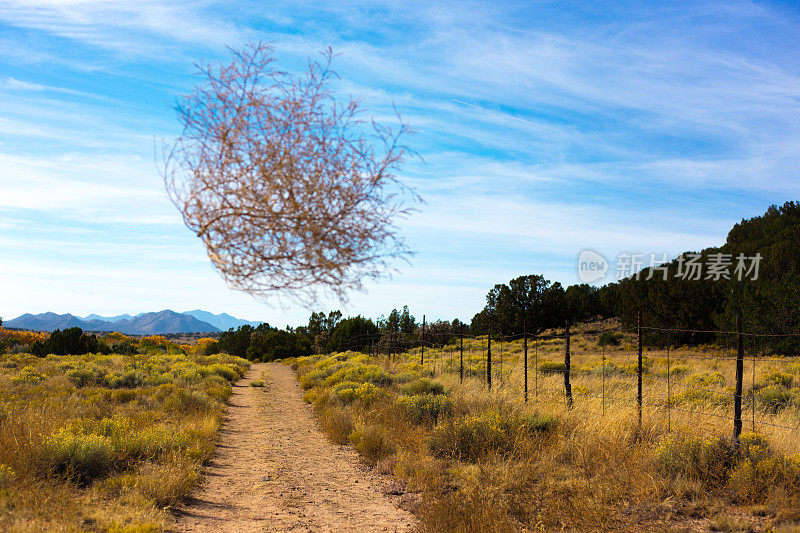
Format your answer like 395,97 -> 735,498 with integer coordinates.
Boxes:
399,306 -> 416,334
217,324 -> 257,358
328,316 -> 379,352
31,328 -> 100,356
473,275 -> 569,336
246,329 -> 311,361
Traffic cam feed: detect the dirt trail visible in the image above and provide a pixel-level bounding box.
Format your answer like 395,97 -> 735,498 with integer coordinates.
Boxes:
173,362 -> 415,532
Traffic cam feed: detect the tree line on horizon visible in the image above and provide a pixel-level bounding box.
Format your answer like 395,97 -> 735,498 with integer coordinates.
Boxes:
4,202 -> 799,359
211,201 -> 800,360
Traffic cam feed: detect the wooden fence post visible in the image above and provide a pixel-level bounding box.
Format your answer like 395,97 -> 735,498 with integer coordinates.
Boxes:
468,336 -> 472,378
666,336 -> 671,432
450,338 -> 453,372
523,336 -> 528,401
487,328 -> 492,389
734,315 -> 744,445
421,315 -> 425,366
523,318 -> 528,403
564,323 -> 573,408
535,335 -> 538,400
601,340 -> 606,416
499,336 -> 503,387
753,342 -> 758,433
459,324 -> 464,383
637,309 -> 643,429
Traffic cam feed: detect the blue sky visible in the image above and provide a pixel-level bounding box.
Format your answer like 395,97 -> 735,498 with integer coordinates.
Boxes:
1,0 -> 799,327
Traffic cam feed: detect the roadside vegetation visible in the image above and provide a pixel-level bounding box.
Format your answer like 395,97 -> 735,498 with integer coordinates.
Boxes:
0,329 -> 248,531
290,322 -> 800,532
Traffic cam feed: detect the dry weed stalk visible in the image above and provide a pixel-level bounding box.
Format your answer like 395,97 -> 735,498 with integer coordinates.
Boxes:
163,42 -> 419,305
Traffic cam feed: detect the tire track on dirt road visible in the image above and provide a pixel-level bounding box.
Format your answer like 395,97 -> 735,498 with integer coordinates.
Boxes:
173,362 -> 415,532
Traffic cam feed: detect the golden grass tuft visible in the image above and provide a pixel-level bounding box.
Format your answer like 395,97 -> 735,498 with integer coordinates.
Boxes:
0,350 -> 248,530
295,330 -> 800,532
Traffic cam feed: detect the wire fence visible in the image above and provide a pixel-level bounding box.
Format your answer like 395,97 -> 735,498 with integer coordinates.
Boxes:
325,314 -> 800,450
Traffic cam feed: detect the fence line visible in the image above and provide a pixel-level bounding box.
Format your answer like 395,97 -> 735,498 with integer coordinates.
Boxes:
328,315 -> 800,448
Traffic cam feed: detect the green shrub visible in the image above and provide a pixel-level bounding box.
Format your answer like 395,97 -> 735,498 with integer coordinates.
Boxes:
654,435 -> 737,489
728,432 -> 800,503
396,393 -> 452,424
44,431 -> 116,483
755,385 -> 793,412
684,371 -> 725,388
203,381 -> 233,404
163,389 -> 216,414
299,361 -> 347,389
668,364 -> 691,377
428,413 -> 509,462
392,371 -> 417,383
324,364 -> 392,387
250,379 -> 265,387
12,365 -> 45,384
674,371 -> 731,406
674,387 -> 731,407
302,390 -> 318,404
750,371 -> 796,412
108,370 -> 147,389
758,370 -> 794,389
66,362 -> 108,387
208,363 -> 239,382
331,380 -> 361,404
597,332 -> 621,347
426,409 -> 551,462
331,381 -> 386,406
121,426 -> 192,461
203,374 -> 229,387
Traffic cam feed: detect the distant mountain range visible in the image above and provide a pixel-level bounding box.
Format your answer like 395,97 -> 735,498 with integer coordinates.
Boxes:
5,310 -> 263,335
181,310 -> 262,330
83,313 -> 134,323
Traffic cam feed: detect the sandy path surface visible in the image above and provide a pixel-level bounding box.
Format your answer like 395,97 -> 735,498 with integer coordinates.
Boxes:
173,362 -> 415,532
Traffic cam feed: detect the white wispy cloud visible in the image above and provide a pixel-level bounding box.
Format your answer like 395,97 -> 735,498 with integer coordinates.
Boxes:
0,0 -> 247,55
0,0 -> 798,324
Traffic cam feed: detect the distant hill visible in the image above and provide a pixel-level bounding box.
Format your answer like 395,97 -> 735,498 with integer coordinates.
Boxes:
6,312 -> 108,332
182,310 -> 262,330
118,310 -> 220,335
6,310 -> 221,335
82,313 -> 132,323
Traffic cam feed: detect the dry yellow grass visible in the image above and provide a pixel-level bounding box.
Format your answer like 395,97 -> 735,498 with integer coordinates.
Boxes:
405,320 -> 800,457
0,350 -> 249,531
292,320 -> 800,532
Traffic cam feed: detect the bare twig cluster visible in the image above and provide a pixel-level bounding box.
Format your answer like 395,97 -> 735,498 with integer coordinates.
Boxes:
163,43 -> 418,306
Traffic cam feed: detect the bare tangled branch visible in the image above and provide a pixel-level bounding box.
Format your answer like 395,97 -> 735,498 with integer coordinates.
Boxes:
162,43 -> 420,307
